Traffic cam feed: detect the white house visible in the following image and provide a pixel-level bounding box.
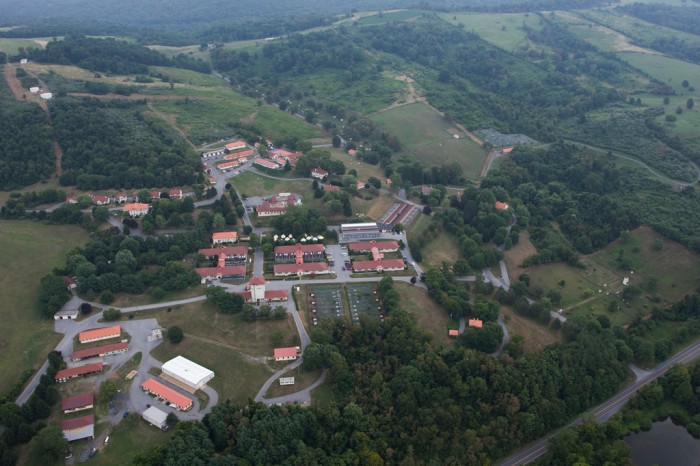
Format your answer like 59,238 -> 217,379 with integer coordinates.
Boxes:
311,167 -> 329,180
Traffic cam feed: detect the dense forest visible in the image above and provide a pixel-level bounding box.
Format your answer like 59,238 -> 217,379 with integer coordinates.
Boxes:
50,98 -> 200,190
0,79 -> 54,190
19,37 -> 210,74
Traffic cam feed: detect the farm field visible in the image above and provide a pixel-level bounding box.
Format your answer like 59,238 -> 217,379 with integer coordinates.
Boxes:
150,337 -> 274,406
0,221 -> 90,395
0,38 -> 51,54
638,94 -> 700,146
616,52 -> 700,94
395,282 -> 453,347
438,12 -> 543,51
371,102 -> 487,180
501,307 -> 563,353
522,227 -> 700,326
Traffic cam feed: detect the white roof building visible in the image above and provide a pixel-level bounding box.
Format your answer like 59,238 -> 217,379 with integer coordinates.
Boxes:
161,356 -> 214,391
142,406 -> 168,430
40,92 -> 53,100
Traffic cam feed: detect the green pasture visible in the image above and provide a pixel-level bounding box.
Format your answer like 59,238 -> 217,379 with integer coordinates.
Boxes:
372,102 -> 487,178
438,12 -> 543,51
0,221 -> 90,395
617,52 -> 700,94
354,9 -> 427,26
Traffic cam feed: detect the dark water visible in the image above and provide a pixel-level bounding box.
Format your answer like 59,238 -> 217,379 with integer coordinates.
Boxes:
625,418 -> 700,466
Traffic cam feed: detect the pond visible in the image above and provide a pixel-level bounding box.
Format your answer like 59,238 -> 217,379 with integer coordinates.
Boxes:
625,418 -> 700,466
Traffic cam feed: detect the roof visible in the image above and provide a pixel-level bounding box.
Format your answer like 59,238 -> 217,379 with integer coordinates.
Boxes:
349,241 -> 399,252
61,393 -> 94,411
79,326 -> 121,342
143,406 -> 168,424
225,140 -> 247,149
495,201 -> 509,210
72,342 -> 128,360
161,356 -> 214,387
224,149 -> 255,159
254,157 -> 281,169
212,231 -> 238,240
195,265 -> 246,278
348,149 -> 358,156
274,262 -> 329,274
169,188 -> 182,194
449,329 -> 459,336
502,147 -> 514,154
274,244 -> 325,254
123,203 -> 149,211
257,204 -> 288,214
341,222 -> 378,230
324,185 -> 341,191
249,276 -> 266,285
353,259 -> 405,271
312,167 -> 328,176
55,362 -> 103,380
61,414 -> 94,431
422,186 -> 433,195
198,246 -> 248,257
218,161 -> 240,170
265,289 -> 289,300
141,378 -> 192,408
274,347 -> 298,359
468,319 -> 483,328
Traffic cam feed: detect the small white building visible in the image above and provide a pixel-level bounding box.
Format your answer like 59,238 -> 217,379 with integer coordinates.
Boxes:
142,406 -> 168,430
29,86 -> 40,94
279,377 -> 295,386
161,356 -> 215,391
20,58 -> 27,64
54,309 -> 79,320
40,92 -> 53,100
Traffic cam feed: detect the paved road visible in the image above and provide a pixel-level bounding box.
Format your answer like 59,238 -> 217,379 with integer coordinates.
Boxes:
498,338 -> 700,466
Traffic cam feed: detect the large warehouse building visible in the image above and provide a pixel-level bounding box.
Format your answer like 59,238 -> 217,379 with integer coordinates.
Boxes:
161,356 -> 215,391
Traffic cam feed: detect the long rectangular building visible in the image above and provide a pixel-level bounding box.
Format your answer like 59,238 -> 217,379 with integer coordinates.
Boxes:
62,415 -> 94,442
71,341 -> 129,362
161,356 -> 215,391
141,378 -> 193,410
274,244 -> 325,263
195,265 -> 246,283
55,362 -> 103,383
273,262 -> 331,277
198,246 -> 248,260
61,393 -> 94,413
349,240 -> 400,253
352,259 -> 406,273
78,325 -> 121,344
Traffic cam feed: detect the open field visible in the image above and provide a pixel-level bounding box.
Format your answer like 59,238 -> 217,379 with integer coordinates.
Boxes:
232,172 -> 315,201
503,230 -> 538,279
439,12 -> 543,51
522,227 -> 700,326
355,9 -> 426,26
329,148 -> 385,183
0,221 -> 90,395
0,38 -> 50,54
635,94 -> 700,145
151,337 -> 274,406
365,194 -> 396,221
395,282 -> 453,347
616,52 -> 700,94
501,307 -> 563,353
371,103 -> 487,180
419,231 -> 461,269
85,409 -> 174,466
109,286 -> 204,308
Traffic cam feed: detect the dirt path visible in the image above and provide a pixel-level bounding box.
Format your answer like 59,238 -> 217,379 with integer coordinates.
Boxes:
68,92 -> 217,101
4,63 -> 63,175
146,101 -> 195,149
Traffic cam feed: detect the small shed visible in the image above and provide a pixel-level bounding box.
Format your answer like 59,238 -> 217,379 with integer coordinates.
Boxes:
30,86 -> 40,94
40,92 -> 53,100
54,309 -> 79,320
142,406 -> 168,430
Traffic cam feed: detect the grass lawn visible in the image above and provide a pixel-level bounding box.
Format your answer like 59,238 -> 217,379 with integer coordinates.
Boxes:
264,367 -> 322,398
108,286 -> 205,309
329,148 -> 385,183
371,102 -> 487,179
419,231 -> 461,268
365,194 -> 396,221
0,38 -> 51,54
407,213 -> 431,240
395,282 -> 454,347
503,230 -> 538,279
310,383 -> 336,408
501,307 -> 563,353
0,221 -> 90,396
232,172 -> 316,203
615,52 -> 700,95
355,9 -> 427,26
85,413 -> 174,466
438,12 -> 543,51
151,337 -> 274,406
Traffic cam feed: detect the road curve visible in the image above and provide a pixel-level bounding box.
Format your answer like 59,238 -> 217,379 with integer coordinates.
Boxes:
498,338 -> 700,466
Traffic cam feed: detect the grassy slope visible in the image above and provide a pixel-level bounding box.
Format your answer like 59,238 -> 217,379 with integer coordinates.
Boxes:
616,52 -> 700,95
0,221 -> 90,395
438,12 -> 543,51
395,282 -> 453,347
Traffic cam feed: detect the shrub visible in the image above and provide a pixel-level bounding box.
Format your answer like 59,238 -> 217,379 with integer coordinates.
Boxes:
167,326 -> 184,344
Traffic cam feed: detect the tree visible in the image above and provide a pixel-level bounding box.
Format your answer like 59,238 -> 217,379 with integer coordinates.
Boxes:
166,412 -> 179,428
98,380 -> 118,403
393,223 -> 404,233
367,177 -> 381,189
332,135 -> 342,148
80,302 -> 93,314
687,98 -> 695,110
92,205 -> 110,222
167,326 -> 184,344
30,425 -> 68,462
103,308 -> 121,321
249,232 -> 260,248
38,274 -> 70,319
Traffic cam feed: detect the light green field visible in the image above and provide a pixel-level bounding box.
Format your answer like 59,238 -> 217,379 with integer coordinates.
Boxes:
395,282 -> 454,347
329,148 -> 385,182
616,52 -> 700,94
355,9 -> 427,26
149,66 -> 224,87
439,12 -> 543,51
372,102 -> 487,179
0,37 -> 52,54
0,221 -> 90,395
231,172 -> 315,200
634,94 -> 700,145
420,231 -> 461,269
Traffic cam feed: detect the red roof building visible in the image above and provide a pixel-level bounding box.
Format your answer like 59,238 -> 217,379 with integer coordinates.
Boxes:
249,276 -> 266,286
273,262 -> 330,277
311,167 -> 329,179
323,185 -> 341,191
61,414 -> 94,442
196,265 -> 246,282
150,191 -> 161,201
468,319 -> 483,328
495,201 -> 509,210
349,241 -> 400,253
254,157 -> 281,170
78,326 -> 121,344
169,188 -> 183,199
55,362 -> 103,383
212,231 -> 238,244
348,149 -> 358,156
352,259 -> 405,273
225,140 -> 247,151
123,203 -> 149,217
198,246 -> 248,259
274,347 -> 299,361
218,160 -> 241,171
224,148 -> 255,160
141,378 -> 193,410
71,341 -> 129,362
65,196 -> 78,204
448,329 -> 459,337
61,393 -> 94,413
91,195 -> 110,206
